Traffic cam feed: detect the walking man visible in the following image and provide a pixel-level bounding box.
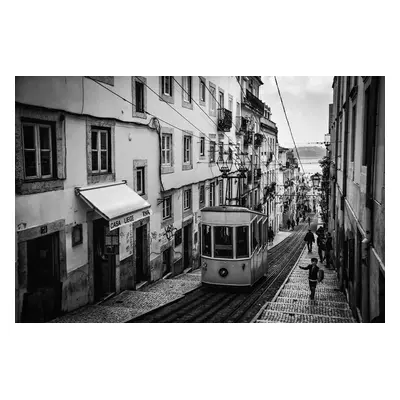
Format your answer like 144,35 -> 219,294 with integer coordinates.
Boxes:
307,216 -> 311,227
296,215 -> 300,226
317,233 -> 326,263
299,257 -> 320,300
268,225 -> 274,245
304,229 -> 315,252
291,219 -> 296,230
287,219 -> 291,231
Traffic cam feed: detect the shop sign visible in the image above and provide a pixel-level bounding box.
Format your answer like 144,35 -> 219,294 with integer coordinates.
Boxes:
109,208 -> 152,231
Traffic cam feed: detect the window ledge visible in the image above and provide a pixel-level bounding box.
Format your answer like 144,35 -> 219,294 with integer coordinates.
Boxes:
182,101 -> 193,110
133,111 -> 147,120
87,173 -> 115,185
16,179 -> 64,195
161,217 -> 174,229
161,166 -> 174,174
159,94 -> 174,104
182,164 -> 193,171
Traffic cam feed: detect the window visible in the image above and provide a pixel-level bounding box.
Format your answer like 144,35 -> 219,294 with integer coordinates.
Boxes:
214,226 -> 233,259
351,104 -> 357,163
184,189 -> 192,210
254,189 -> 258,206
236,226 -> 249,258
199,184 -> 205,206
219,90 -> 224,110
174,229 -> 182,247
353,76 -> 358,88
362,86 -> 370,166
202,225 -> 212,257
200,137 -> 205,157
209,83 -> 216,115
136,166 -> 145,195
200,78 -> 206,103
162,134 -> 172,166
135,80 -> 144,113
72,224 -> 83,247
163,196 -> 172,219
182,76 -> 192,103
228,95 -> 233,111
227,179 -> 233,200
209,141 -> 216,163
252,220 -> 258,251
162,76 -> 172,96
209,182 -> 215,206
219,181 -> 224,205
218,142 -> 224,161
91,128 -> 111,173
22,122 -> 54,179
183,135 -> 192,164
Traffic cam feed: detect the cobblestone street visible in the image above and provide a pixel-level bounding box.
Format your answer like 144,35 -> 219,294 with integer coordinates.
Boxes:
254,245 -> 357,323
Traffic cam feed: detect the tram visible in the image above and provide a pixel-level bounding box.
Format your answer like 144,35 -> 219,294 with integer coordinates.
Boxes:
200,206 -> 268,287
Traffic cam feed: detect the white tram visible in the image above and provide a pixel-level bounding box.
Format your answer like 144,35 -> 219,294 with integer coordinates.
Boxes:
200,206 -> 268,287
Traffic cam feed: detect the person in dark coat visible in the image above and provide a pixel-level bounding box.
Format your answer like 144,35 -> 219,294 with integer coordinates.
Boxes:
307,216 -> 311,227
296,216 -> 300,225
304,230 -> 315,252
291,219 -> 296,230
287,219 -> 291,230
268,226 -> 274,245
299,257 -> 320,300
317,233 -> 326,263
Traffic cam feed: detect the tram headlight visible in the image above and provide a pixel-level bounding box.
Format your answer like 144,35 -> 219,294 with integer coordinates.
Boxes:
218,268 -> 228,278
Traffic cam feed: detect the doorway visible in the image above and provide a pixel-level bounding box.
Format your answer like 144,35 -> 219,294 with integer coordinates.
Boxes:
162,247 -> 171,277
23,232 -> 61,322
93,219 -> 116,302
135,225 -> 146,283
183,223 -> 192,270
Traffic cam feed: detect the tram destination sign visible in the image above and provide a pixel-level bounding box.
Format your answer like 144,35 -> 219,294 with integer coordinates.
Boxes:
109,208 -> 152,231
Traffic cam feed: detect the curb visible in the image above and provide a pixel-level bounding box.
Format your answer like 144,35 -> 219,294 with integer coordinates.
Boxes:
250,244 -> 307,323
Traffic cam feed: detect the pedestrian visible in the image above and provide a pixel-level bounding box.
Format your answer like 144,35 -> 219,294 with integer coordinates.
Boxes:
316,226 -> 324,237
304,229 -> 315,252
296,216 -> 300,226
317,233 -> 326,263
325,232 -> 333,268
268,225 -> 274,245
286,219 -> 291,231
307,216 -> 311,227
291,219 -> 295,230
299,257 -> 320,300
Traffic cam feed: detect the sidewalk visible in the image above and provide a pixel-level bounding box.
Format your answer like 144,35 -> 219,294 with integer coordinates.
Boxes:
267,229 -> 293,250
51,270 -> 202,323
252,245 -> 357,323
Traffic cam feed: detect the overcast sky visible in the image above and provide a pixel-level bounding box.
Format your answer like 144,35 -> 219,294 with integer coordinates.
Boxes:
259,76 -> 333,149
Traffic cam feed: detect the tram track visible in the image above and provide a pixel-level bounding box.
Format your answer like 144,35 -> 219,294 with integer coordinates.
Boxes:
127,217 -> 318,323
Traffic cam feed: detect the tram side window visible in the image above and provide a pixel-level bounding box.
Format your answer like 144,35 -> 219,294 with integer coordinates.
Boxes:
252,220 -> 258,252
236,226 -> 249,258
214,226 -> 233,259
259,220 -> 263,247
202,225 -> 212,257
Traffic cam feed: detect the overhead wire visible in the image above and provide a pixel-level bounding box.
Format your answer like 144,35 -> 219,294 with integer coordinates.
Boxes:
274,76 -> 306,175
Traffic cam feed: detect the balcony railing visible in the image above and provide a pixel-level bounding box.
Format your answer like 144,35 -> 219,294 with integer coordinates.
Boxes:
244,89 -> 265,115
218,108 -> 233,132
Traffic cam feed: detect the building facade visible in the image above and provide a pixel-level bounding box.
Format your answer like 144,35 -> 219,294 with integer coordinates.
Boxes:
329,76 -> 385,322
16,76 -> 276,322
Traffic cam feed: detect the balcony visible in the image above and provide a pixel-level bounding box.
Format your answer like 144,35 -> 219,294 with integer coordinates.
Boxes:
254,133 -> 264,148
218,108 -> 233,132
244,132 -> 252,146
244,89 -> 265,115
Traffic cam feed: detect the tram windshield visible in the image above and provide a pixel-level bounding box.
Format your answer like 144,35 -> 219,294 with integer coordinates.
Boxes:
236,226 -> 249,258
202,225 -> 212,257
214,226 -> 233,259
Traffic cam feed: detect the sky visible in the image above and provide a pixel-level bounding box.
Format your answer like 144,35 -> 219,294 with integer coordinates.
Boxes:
259,76 -> 333,149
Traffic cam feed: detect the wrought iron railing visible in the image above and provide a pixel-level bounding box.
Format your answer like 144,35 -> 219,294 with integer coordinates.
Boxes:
245,89 -> 265,115
217,108 -> 233,132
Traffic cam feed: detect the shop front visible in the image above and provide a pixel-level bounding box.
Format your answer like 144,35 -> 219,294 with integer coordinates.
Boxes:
76,181 -> 152,302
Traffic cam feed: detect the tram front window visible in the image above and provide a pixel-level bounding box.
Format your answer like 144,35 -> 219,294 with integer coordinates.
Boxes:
236,226 -> 249,258
214,226 -> 233,259
202,225 -> 212,257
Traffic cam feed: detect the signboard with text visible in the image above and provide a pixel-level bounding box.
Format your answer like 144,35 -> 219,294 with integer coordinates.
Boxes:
109,208 -> 152,231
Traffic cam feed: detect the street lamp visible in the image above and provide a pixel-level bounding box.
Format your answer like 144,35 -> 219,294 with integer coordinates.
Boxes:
216,147 -> 234,177
311,173 -> 321,188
